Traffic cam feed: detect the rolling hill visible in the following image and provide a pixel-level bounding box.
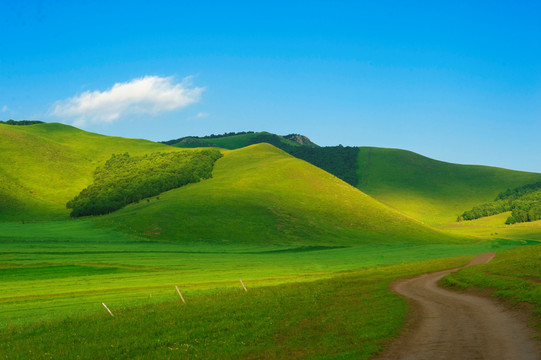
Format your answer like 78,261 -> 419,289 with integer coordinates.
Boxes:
165,131 -> 361,186
0,122 -> 181,220
355,147 -> 541,226
4,123 -> 538,244
163,131 -> 541,230
95,143 -> 465,246
162,131 -> 316,149
1,122 -> 462,246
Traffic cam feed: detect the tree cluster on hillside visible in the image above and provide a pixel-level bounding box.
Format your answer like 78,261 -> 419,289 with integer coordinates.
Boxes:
459,182 -> 541,224
505,191 -> 541,224
460,200 -> 512,221
0,120 -> 43,125
67,149 -> 222,217
161,131 -> 255,145
496,182 -> 541,201
165,137 -> 217,148
248,134 -> 359,186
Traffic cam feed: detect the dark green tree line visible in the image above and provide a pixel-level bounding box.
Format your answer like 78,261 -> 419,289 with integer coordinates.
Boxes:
67,149 -> 222,217
460,182 -> 541,224
0,120 -> 43,125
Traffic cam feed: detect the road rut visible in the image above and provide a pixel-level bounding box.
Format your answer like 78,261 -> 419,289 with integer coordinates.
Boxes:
377,252 -> 540,360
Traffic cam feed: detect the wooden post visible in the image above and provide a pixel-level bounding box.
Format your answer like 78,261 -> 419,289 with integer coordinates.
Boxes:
175,285 -> 186,303
240,279 -> 247,292
102,302 -> 114,317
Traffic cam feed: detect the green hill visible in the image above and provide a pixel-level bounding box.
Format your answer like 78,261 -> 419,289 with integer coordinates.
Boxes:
165,131 -> 361,186
164,132 -> 541,230
0,122 -> 180,220
163,131 -> 316,149
1,123 -> 461,246
5,123 -> 535,244
356,147 -> 541,227
95,143 -> 464,246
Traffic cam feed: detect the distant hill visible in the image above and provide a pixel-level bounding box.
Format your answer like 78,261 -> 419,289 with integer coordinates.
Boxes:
163,132 -> 541,228
355,147 -> 541,226
163,131 -> 360,186
97,143 -> 464,246
162,131 -> 318,149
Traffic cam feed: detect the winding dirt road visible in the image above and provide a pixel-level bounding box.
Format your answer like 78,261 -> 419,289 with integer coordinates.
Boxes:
377,253 -> 541,360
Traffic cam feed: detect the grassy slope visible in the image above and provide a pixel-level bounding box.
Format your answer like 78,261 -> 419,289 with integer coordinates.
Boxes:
441,212 -> 541,241
0,123 -> 180,221
356,147 -> 541,229
96,143 -> 465,246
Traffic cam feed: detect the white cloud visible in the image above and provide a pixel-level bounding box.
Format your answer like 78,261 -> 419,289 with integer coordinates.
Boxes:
1,105 -> 7,112
196,112 -> 209,118
51,75 -> 204,126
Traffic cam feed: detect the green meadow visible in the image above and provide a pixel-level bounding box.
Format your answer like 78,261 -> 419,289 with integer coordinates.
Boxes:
0,219 -> 522,328
0,219 -> 527,359
1,123 -> 540,358
0,255 -> 474,360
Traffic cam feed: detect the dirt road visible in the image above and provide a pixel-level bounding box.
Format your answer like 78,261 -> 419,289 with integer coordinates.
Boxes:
377,253 -> 541,360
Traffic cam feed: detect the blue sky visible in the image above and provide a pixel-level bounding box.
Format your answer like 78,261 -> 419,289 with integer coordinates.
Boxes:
2,0 -> 540,172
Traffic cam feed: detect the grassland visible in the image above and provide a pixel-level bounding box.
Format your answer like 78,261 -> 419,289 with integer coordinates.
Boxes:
3,219 -> 522,328
441,244 -> 541,332
2,124 -> 540,358
356,147 -> 541,228
0,254 -> 493,359
161,130 -> 541,239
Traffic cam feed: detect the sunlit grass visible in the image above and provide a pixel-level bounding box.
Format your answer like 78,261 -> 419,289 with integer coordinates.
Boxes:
97,143 -> 466,246
0,220 -> 527,328
441,212 -> 541,241
0,256 -> 472,360
356,147 -> 541,227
